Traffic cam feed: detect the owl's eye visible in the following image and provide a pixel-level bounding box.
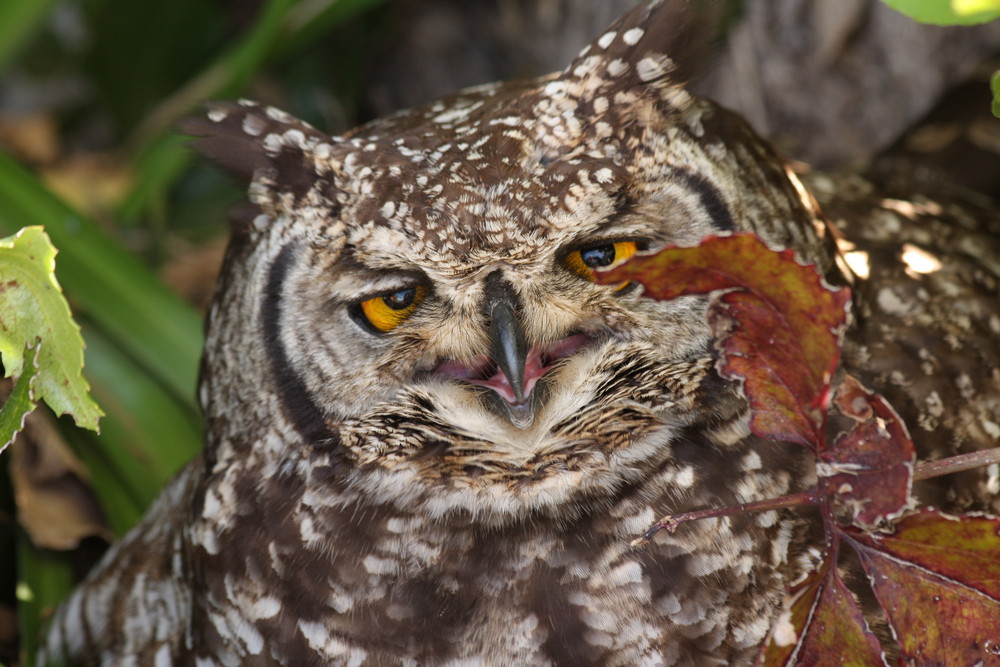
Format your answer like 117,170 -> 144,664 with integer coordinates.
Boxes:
356,285 -> 426,333
564,241 -> 638,286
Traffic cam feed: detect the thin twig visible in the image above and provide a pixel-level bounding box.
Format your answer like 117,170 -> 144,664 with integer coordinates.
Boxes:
913,446 -> 1000,482
631,489 -> 818,547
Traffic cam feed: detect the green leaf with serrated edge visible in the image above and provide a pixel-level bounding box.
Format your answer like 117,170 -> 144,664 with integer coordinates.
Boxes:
0,348 -> 38,452
0,227 -> 102,431
0,344 -> 36,450
881,0 -> 1000,24
0,151 -> 203,408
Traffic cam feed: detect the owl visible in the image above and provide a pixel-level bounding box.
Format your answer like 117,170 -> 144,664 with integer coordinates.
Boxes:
39,0 -> 1000,665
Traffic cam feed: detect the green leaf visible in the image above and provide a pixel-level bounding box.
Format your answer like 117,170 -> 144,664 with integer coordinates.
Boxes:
77,325 -> 201,514
0,150 -> 203,407
881,0 -> 1000,25
276,0 -> 386,55
0,345 -> 36,450
117,132 -> 195,225
953,0 -> 1000,18
81,0 -> 228,133
119,0 -> 301,204
59,426 -> 147,537
119,0 -> 385,224
0,227 -> 102,438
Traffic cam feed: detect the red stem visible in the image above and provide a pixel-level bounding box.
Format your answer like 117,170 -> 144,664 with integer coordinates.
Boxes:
632,446 -> 1000,546
912,446 -> 1000,482
631,488 -> 818,547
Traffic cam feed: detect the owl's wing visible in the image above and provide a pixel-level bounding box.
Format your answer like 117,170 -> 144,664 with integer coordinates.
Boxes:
811,171 -> 1000,513
37,461 -> 201,664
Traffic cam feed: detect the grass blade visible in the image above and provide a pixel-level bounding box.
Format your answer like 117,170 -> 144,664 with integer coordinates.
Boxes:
0,150 -> 203,407
16,536 -> 74,665
77,325 -> 201,514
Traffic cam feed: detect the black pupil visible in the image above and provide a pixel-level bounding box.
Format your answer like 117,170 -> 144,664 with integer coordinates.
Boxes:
382,288 -> 415,310
580,244 -> 616,268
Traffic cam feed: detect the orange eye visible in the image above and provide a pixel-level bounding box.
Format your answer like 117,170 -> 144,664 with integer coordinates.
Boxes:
564,241 -> 638,288
358,285 -> 426,332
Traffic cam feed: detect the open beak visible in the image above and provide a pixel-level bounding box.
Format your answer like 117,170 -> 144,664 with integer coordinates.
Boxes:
486,283 -> 533,427
431,270 -> 595,429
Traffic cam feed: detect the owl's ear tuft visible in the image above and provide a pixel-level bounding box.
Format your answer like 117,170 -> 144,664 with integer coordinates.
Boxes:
562,0 -> 726,106
180,100 -> 338,188
181,100 -> 344,222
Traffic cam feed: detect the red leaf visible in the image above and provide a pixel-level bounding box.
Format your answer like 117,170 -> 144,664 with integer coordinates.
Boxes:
600,233 -> 850,450
758,549 -> 885,666
820,375 -> 915,529
844,511 -> 1000,663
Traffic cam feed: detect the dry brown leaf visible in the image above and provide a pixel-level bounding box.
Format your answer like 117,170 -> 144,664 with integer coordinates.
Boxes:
9,407 -> 110,550
40,154 -> 132,219
0,113 -> 60,164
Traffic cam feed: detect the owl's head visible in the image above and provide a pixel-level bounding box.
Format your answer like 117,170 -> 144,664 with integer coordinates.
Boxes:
187,1 -> 832,525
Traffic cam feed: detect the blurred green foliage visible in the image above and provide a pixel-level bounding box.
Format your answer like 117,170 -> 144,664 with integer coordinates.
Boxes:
992,70 -> 1000,118
0,0 -> 384,662
881,0 -> 1000,25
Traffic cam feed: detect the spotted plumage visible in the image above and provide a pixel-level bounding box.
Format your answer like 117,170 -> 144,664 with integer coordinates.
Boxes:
40,1 -> 1000,665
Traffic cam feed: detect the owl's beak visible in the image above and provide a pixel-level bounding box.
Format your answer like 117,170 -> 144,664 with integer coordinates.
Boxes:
485,273 -> 534,427
489,298 -> 533,422
434,287 -> 593,428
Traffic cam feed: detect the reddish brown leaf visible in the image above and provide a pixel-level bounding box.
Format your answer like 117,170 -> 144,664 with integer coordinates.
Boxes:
600,233 -> 1000,660
820,375 -> 915,529
709,291 -> 822,447
845,511 -> 1000,663
600,233 -> 850,450
758,549 -> 885,666
831,373 -> 876,422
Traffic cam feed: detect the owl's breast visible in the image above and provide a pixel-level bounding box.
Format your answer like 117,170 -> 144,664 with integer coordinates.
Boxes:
188,419 -> 807,665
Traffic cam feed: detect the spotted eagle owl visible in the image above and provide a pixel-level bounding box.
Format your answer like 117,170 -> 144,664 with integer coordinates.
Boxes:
40,1 -> 1000,664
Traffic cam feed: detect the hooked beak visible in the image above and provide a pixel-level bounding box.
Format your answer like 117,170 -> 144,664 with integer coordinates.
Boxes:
484,271 -> 533,428
432,270 -> 596,428
488,289 -> 533,427
431,270 -> 595,429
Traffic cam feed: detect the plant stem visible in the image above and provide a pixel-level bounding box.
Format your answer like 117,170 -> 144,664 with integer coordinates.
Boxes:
913,447 -> 1000,481
631,489 -> 818,547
